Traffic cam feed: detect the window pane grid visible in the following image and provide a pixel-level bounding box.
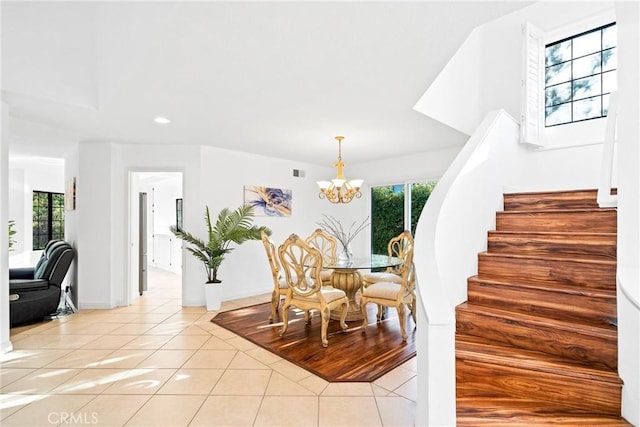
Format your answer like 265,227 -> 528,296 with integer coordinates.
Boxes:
545,22 -> 616,127
32,191 -> 65,250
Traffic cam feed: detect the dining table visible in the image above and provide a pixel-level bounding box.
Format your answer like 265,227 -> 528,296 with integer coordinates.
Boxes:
323,254 -> 402,321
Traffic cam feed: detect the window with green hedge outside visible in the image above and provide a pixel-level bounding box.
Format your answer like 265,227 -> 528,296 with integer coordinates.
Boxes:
33,191 -> 65,250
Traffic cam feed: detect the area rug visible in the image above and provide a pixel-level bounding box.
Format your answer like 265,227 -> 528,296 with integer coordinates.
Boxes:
211,302 -> 416,382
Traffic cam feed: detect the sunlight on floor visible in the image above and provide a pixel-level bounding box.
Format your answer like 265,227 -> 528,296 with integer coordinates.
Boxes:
1,267 -> 416,426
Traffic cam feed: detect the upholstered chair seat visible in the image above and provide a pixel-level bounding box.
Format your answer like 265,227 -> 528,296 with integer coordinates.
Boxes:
360,271 -> 402,285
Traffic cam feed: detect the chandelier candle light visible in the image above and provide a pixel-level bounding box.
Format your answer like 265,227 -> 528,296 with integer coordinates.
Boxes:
317,136 -> 364,204
318,214 -> 370,262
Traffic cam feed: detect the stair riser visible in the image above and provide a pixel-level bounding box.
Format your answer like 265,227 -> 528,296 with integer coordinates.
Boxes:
503,190 -> 601,211
477,254 -> 616,291
456,360 -> 622,416
467,280 -> 617,327
496,211 -> 616,233
488,233 -> 616,261
456,310 -> 618,370
457,396 -> 630,426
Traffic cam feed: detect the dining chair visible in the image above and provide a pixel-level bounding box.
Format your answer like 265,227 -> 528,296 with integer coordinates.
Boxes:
360,246 -> 416,342
361,230 -> 414,319
261,231 -> 289,323
305,228 -> 337,287
278,233 -> 349,347
361,230 -> 414,286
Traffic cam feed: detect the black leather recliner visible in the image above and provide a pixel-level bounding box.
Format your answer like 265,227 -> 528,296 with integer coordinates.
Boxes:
9,240 -> 75,327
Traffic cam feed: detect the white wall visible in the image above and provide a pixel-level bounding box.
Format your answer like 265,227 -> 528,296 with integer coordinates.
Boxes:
68,141 -> 363,309
614,1 -> 640,424
8,168 -> 24,255
197,145 -> 354,303
350,146 -> 460,187
75,142 -> 114,308
481,2 -> 615,150
65,149 -> 79,308
413,28 -> 485,135
417,1 -> 616,151
70,139 -> 456,308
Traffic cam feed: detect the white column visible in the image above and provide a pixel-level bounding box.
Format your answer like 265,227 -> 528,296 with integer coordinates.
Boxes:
1,102 -> 14,353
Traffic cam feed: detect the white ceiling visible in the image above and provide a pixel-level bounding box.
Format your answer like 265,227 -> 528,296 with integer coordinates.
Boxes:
2,1 -> 530,166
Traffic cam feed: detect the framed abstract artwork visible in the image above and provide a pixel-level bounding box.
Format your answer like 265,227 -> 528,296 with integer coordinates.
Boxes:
65,177 -> 76,211
244,185 -> 292,217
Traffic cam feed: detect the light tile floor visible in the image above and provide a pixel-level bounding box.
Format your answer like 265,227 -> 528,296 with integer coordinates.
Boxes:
1,268 -> 416,426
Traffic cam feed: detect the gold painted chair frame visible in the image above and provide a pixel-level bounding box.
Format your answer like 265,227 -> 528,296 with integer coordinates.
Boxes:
261,231 -> 288,322
305,228 -> 337,287
361,230 -> 414,319
278,234 -> 348,347
361,230 -> 414,287
360,232 -> 416,342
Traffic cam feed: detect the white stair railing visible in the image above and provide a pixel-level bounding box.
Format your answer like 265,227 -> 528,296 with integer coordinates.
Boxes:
413,110 -> 520,426
597,91 -> 618,208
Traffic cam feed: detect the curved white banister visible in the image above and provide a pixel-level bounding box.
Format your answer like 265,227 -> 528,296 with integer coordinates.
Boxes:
413,110 -> 520,426
618,268 -> 640,311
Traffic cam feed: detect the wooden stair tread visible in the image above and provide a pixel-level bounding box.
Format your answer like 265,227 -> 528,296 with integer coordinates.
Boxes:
467,276 -> 616,299
457,302 -> 617,337
457,189 -> 621,422
489,230 -> 617,237
478,251 -> 617,266
499,208 -> 617,214
504,188 -> 600,196
496,209 -> 616,233
457,397 -> 631,426
502,189 -> 616,213
456,335 -> 621,383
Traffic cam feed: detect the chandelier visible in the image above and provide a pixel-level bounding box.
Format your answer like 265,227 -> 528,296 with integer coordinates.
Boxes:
317,136 -> 364,204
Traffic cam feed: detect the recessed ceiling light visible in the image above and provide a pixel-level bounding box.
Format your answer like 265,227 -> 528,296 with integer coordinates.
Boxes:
153,116 -> 171,124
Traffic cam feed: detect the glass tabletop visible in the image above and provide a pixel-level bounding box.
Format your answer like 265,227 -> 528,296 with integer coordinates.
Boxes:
324,254 -> 402,270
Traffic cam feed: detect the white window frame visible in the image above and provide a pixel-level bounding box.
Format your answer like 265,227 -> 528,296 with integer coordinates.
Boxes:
520,10 -> 616,150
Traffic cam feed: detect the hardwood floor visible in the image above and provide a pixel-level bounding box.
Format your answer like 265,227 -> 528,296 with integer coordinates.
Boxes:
211,301 -> 416,382
456,189 -> 630,425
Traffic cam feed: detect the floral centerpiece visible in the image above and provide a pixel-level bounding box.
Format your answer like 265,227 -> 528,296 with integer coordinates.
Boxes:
317,214 -> 370,261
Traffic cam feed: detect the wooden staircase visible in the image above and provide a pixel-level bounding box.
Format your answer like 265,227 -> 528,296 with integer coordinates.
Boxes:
456,189 -> 630,425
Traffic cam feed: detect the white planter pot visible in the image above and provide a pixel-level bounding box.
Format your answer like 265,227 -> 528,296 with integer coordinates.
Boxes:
204,282 -> 222,311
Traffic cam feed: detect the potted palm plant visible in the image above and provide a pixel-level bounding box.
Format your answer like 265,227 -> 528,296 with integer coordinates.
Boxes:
8,220 -> 17,251
171,204 -> 271,310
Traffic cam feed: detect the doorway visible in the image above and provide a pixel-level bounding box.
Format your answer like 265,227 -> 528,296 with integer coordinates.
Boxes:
129,171 -> 183,305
